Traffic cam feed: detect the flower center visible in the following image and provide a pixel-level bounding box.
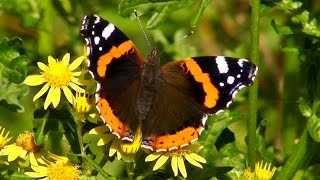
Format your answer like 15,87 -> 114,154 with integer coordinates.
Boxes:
44,60 -> 73,88
16,132 -> 38,152
47,160 -> 80,180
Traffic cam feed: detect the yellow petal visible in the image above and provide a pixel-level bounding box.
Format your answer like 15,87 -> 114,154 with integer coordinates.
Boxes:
153,155 -> 169,171
29,153 -> 38,166
37,62 -> 48,72
62,53 -> 70,65
62,86 -> 74,104
69,56 -> 84,71
71,78 -> 92,86
8,146 -> 23,161
171,156 -> 178,176
33,83 -> 49,101
20,149 -> 27,159
178,156 -> 187,178
116,150 -> 122,160
97,135 -> 114,146
31,164 -> 48,174
109,147 -> 116,157
184,154 -> 203,168
89,126 -> 109,134
72,71 -> 82,76
48,56 -> 56,65
68,82 -> 85,93
44,87 -> 54,109
50,87 -> 61,108
145,152 -> 162,162
25,172 -> 47,178
24,75 -> 46,86
189,153 -> 206,164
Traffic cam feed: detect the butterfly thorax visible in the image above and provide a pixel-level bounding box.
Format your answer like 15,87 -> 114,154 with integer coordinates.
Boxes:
136,49 -> 163,124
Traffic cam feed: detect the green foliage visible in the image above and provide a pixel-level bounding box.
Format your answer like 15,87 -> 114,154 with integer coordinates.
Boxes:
0,38 -> 29,112
119,0 -> 212,29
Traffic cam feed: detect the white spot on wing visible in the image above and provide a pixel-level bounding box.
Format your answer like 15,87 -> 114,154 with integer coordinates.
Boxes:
227,76 -> 235,84
219,82 -> 224,87
216,56 -> 229,73
102,24 -> 115,40
94,36 -> 100,45
99,47 -> 102,51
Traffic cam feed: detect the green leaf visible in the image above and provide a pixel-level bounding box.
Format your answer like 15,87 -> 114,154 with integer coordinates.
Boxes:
119,0 -> 198,29
33,107 -> 80,155
0,38 -> 27,84
297,97 -> 312,118
198,111 -> 242,162
271,19 -> 295,35
308,114 -> 320,142
217,143 -> 246,179
0,76 -> 29,112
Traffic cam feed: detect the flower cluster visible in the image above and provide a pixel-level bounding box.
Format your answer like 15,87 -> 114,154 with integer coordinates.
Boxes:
240,161 -> 277,180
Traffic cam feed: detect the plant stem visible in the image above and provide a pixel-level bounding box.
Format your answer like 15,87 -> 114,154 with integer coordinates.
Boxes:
275,127 -> 320,179
38,0 -> 53,55
247,0 -> 260,169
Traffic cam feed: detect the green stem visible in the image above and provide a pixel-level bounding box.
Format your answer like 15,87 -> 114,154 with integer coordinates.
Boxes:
275,127 -> 320,179
247,0 -> 260,169
126,162 -> 135,180
38,0 -> 54,55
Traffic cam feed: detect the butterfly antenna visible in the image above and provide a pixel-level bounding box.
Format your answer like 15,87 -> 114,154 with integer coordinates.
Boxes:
158,30 -> 194,56
171,30 -> 194,48
134,10 -> 152,49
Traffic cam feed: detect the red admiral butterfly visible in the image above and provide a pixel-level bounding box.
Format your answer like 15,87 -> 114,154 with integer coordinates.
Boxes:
80,15 -> 258,152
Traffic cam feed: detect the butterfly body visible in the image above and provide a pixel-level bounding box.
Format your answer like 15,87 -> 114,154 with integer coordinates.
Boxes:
80,14 -> 258,152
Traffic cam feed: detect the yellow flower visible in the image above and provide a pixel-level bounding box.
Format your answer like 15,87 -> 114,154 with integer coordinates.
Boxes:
24,53 -> 87,109
0,126 -> 12,149
0,131 -> 41,165
145,145 -> 206,178
73,91 -> 94,114
25,152 -> 81,180
240,161 -> 277,180
89,125 -> 123,160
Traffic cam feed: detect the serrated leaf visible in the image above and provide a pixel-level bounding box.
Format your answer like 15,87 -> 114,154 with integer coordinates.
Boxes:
119,0 -> 198,29
0,38 -> 27,84
216,143 -> 245,179
198,111 -> 242,161
0,76 -> 29,112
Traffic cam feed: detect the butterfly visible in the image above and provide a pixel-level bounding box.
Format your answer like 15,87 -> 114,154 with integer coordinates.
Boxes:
80,14 -> 258,152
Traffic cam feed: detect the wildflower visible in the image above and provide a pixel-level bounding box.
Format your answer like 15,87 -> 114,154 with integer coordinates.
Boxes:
25,152 -> 81,180
145,145 -> 206,178
89,125 -> 123,160
0,126 -> 12,149
240,161 -> 277,180
24,53 -> 87,109
73,91 -> 94,114
0,131 -> 41,165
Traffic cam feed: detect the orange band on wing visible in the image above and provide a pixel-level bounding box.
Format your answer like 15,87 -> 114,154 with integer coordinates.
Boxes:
97,97 -> 127,137
151,126 -> 203,151
97,40 -> 134,77
182,59 -> 219,108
